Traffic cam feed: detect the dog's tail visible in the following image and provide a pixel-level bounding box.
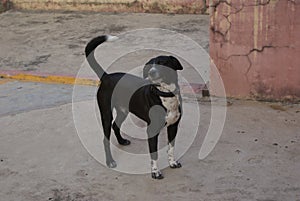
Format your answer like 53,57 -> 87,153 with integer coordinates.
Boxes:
85,35 -> 118,80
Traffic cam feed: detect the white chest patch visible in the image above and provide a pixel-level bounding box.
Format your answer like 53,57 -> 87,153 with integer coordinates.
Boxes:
157,83 -> 181,126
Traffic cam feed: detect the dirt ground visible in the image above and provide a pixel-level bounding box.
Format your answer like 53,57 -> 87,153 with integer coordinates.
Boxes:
0,11 -> 300,201
0,10 -> 209,75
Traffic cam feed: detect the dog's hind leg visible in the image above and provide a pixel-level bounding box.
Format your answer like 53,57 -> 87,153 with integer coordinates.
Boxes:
101,112 -> 116,168
112,108 -> 131,145
102,112 -> 116,168
167,121 -> 182,169
98,95 -> 117,168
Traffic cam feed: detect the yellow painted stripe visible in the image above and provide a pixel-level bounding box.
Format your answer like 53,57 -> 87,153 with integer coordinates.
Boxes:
0,73 -> 100,86
0,71 -> 205,96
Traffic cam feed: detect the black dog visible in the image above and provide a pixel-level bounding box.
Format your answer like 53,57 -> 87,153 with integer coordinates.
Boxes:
85,35 -> 183,179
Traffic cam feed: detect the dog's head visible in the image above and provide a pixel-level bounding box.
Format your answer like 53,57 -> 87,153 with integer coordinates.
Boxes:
143,56 -> 183,85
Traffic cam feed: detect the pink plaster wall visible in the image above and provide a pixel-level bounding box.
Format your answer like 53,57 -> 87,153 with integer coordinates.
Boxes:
210,0 -> 300,101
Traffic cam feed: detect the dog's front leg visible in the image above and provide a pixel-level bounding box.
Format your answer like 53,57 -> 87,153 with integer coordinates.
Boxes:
147,134 -> 163,179
167,122 -> 182,168
147,106 -> 166,179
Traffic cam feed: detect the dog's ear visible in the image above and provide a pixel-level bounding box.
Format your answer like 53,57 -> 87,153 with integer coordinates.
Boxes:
143,64 -> 151,78
169,56 -> 183,71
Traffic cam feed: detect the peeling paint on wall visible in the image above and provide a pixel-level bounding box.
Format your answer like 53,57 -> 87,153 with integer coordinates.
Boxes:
253,4 -> 259,59
210,0 -> 300,101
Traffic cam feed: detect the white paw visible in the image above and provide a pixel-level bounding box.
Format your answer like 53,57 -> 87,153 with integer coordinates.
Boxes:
169,161 -> 182,169
151,170 -> 164,179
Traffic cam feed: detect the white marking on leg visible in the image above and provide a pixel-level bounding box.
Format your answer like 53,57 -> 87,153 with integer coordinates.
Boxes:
167,143 -> 176,166
151,160 -> 158,172
151,160 -> 163,178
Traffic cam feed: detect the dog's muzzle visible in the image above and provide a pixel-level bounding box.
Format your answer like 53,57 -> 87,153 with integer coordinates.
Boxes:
148,67 -> 159,80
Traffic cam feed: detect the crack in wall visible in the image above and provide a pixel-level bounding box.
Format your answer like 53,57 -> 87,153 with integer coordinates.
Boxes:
218,45 -> 290,83
245,46 -> 274,76
202,0 -> 208,13
287,0 -> 297,5
211,0 -> 271,10
218,46 -> 265,81
210,1 -> 245,42
245,0 -> 271,7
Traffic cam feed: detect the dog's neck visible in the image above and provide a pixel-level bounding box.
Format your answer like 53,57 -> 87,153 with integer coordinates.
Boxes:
150,82 -> 179,98
157,83 -> 177,92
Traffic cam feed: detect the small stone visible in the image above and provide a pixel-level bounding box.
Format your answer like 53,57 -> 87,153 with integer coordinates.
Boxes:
235,149 -> 241,154
227,101 -> 233,106
273,143 -> 278,146
254,139 -> 258,142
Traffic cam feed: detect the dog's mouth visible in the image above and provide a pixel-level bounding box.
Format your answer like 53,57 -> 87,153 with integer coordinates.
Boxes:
148,77 -> 163,85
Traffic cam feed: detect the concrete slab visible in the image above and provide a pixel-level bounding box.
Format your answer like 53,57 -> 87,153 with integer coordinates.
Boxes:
0,92 -> 299,200
0,80 -> 94,116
